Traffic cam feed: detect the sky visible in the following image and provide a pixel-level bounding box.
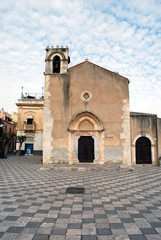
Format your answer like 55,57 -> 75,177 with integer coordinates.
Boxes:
0,0 -> 161,117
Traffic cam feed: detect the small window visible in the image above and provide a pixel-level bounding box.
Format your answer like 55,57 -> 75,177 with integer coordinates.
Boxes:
27,118 -> 33,124
53,56 -> 60,73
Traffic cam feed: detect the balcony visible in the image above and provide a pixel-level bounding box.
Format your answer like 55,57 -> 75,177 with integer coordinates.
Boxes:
21,92 -> 44,100
24,121 -> 35,132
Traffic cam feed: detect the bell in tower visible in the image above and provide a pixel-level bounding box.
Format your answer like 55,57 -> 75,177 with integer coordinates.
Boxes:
45,45 -> 70,74
53,56 -> 60,73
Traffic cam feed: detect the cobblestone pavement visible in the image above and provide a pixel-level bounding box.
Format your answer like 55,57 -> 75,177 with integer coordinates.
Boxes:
1,155 -> 161,239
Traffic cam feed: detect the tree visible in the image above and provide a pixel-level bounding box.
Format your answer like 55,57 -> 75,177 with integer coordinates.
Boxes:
2,132 -> 16,158
17,135 -> 26,156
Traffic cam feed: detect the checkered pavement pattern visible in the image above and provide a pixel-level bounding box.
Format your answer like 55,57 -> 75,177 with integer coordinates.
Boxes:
1,155 -> 161,239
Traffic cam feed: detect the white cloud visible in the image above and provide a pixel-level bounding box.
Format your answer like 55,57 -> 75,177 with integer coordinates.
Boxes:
0,0 -> 161,118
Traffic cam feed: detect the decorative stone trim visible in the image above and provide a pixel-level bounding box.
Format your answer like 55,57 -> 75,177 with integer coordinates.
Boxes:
68,111 -> 104,132
47,51 -> 65,61
121,99 -> 131,165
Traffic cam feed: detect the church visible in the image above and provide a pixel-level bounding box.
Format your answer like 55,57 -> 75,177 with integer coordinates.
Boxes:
42,46 -> 161,165
16,46 -> 161,165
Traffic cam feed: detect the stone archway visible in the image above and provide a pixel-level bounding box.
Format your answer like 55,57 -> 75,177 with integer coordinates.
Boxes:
132,133 -> 156,165
68,111 -> 104,164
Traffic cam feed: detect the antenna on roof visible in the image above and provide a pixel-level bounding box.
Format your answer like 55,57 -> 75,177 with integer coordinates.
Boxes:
21,86 -> 24,99
42,87 -> 44,97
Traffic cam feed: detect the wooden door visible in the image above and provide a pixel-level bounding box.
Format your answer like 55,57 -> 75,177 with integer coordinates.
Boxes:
136,137 -> 151,164
78,136 -> 94,162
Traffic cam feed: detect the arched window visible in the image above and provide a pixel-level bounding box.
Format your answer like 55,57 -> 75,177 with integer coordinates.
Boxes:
27,115 -> 33,125
53,56 -> 60,73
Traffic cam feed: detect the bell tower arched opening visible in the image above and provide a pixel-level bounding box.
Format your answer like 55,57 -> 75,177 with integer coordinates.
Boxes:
53,55 -> 60,73
45,46 -> 70,74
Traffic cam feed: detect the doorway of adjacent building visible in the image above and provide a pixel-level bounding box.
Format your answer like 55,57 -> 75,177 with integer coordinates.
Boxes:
78,136 -> 94,162
25,144 -> 33,155
136,137 -> 151,164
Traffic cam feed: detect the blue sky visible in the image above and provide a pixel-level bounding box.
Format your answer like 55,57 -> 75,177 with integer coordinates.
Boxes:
0,0 -> 161,116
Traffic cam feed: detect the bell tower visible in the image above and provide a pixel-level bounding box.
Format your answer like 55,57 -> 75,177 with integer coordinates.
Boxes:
45,45 -> 70,74
43,45 -> 70,164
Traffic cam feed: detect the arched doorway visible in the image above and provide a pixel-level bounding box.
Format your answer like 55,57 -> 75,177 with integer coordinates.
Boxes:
136,137 -> 152,164
78,136 -> 94,162
68,111 -> 104,164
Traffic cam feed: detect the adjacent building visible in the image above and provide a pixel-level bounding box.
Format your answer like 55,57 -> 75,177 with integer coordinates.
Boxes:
0,108 -> 17,153
16,93 -> 43,155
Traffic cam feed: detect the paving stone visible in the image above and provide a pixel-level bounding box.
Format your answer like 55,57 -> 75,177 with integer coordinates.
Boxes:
130,214 -> 144,218
37,209 -> 49,214
21,212 -> 35,217
43,218 -> 56,223
129,234 -> 147,240
49,236 -> 66,240
32,234 -> 50,240
2,156 -> 161,239
97,228 -> 112,235
114,235 -> 130,240
150,222 -> 161,228
140,227 -> 158,234
68,223 -> 82,229
36,227 -> 52,234
52,229 -> 67,235
120,218 -> 135,223
0,233 -> 19,240
3,208 -> 16,212
82,236 -> 98,240
21,227 -> 38,234
94,214 -> 106,219
6,226 -> 24,233
97,236 -> 113,240
110,223 -> 124,229
25,222 -> 41,228
82,218 -> 95,223
145,235 -> 161,240
0,232 -> 4,237
66,236 -> 81,240
4,216 -> 19,221
17,233 -> 34,240
66,229 -> 82,235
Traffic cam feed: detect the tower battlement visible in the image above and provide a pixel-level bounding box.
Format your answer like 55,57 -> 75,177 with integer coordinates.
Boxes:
45,46 -> 70,74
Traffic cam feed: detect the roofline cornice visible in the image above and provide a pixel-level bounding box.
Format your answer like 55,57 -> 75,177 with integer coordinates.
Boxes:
68,60 -> 129,83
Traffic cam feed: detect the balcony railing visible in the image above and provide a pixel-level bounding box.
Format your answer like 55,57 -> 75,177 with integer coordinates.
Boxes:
24,121 -> 35,132
21,92 -> 44,100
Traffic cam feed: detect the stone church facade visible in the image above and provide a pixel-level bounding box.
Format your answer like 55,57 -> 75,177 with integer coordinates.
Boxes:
42,46 -> 161,165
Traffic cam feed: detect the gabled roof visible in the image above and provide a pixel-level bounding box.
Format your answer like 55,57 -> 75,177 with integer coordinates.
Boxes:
68,60 -> 129,82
